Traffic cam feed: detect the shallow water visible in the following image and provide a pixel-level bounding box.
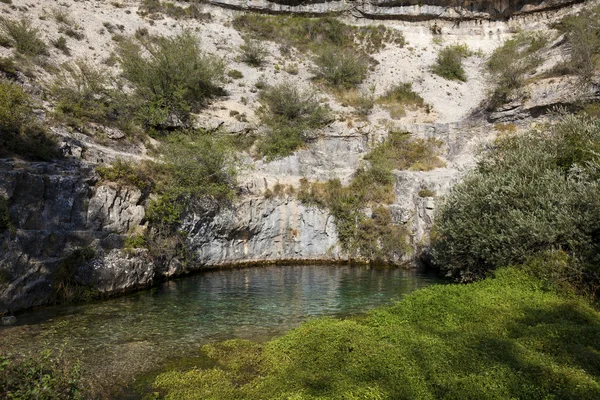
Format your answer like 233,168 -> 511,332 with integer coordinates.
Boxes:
0,264 -> 442,395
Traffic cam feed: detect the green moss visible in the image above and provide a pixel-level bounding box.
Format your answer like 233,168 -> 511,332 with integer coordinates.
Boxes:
151,267 -> 600,399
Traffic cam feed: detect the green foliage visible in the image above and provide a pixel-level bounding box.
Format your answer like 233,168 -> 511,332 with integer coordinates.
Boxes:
0,350 -> 84,399
432,113 -> 600,295
486,32 -> 547,109
51,36 -> 70,55
139,0 -> 209,21
233,15 -> 404,55
432,44 -> 471,82
96,159 -> 153,191
124,234 -> 147,250
51,60 -> 136,133
239,38 -> 268,67
151,267 -> 600,399
418,188 -> 435,197
52,247 -> 97,304
297,131 -> 442,260
365,130 -> 445,172
256,83 -> 330,160
377,83 -> 425,118
314,46 -> 369,88
117,31 -> 224,129
0,17 -> 47,56
553,5 -> 600,83
0,80 -> 59,160
227,69 -> 243,79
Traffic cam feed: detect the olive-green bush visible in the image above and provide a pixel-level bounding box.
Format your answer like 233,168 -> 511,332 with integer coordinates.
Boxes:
432,113 -> 600,295
118,31 -> 224,130
0,17 -> 47,56
432,44 -> 471,82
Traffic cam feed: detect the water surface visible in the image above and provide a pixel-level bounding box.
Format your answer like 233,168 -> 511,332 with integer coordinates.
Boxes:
0,264 -> 442,394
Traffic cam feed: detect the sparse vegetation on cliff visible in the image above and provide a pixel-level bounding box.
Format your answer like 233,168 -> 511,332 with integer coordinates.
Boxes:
0,17 -> 47,56
0,80 -> 59,160
432,44 -> 471,82
117,30 -> 225,130
256,82 -> 330,160
298,131 -> 444,262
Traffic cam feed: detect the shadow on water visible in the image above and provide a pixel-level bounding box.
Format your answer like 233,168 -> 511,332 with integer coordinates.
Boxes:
0,263 -> 443,397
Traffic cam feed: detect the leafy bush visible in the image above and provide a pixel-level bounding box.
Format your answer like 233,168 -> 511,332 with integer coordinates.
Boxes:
151,267 -> 600,399
0,80 -> 59,160
432,44 -> 471,81
239,38 -> 268,67
432,114 -> 600,295
377,82 -> 425,118
0,350 -> 84,399
486,32 -> 547,108
118,31 -> 224,129
553,5 -> 600,83
96,159 -> 153,191
314,46 -> 369,88
366,130 -> 445,171
256,83 -> 329,159
51,60 -> 135,133
0,17 -> 47,56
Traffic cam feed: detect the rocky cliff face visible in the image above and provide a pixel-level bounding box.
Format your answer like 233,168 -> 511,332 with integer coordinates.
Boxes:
209,0 -> 578,20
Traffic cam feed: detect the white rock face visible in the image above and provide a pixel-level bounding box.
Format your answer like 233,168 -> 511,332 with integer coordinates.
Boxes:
182,197 -> 344,265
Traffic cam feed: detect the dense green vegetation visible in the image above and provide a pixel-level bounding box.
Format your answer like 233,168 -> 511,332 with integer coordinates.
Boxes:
1,350 -> 83,399
433,113 -> 600,295
553,5 -> 600,83
0,17 -> 47,56
256,83 -> 330,160
149,267 -> 600,399
0,80 -> 59,160
117,30 -> 224,130
432,44 -> 471,82
486,32 -> 547,109
298,131 -> 444,262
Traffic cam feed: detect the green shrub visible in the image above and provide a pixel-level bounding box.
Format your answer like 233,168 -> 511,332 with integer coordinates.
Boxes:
51,36 -> 70,55
0,80 -> 59,160
553,5 -> 600,83
51,60 -> 135,133
117,31 -> 224,129
486,32 -> 547,108
239,38 -> 268,67
96,159 -> 153,191
139,0 -> 209,20
256,83 -> 330,159
432,113 -> 600,295
432,44 -> 471,81
314,47 -> 369,88
377,82 -> 425,118
418,188 -> 435,197
0,350 -> 84,399
366,130 -> 445,172
233,15 -> 404,55
151,267 -> 600,399
227,69 -> 243,79
0,17 -> 47,56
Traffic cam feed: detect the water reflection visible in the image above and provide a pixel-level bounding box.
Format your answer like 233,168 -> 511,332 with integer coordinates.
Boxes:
0,264 -> 442,392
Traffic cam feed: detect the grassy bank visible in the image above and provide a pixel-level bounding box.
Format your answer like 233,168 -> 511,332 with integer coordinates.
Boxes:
148,267 -> 600,399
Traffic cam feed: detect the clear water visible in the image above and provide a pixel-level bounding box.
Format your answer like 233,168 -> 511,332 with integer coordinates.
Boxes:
0,264 -> 442,394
